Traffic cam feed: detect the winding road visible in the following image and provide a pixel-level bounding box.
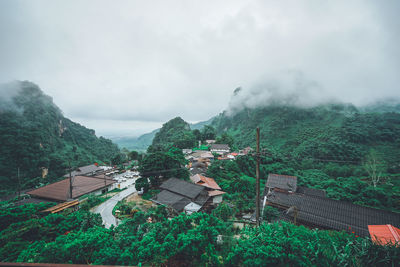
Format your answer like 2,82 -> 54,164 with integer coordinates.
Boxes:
94,185 -> 137,228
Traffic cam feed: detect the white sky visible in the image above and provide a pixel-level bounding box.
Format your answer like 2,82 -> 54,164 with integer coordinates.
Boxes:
0,0 -> 399,137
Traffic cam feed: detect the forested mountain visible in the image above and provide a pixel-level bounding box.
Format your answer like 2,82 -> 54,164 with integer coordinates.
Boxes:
112,118 -> 213,151
0,81 -> 119,194
148,117 -> 195,152
209,103 -> 400,212
211,103 -> 400,169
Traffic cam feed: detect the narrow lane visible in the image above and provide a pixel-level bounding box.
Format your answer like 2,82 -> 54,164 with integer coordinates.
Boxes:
94,184 -> 137,228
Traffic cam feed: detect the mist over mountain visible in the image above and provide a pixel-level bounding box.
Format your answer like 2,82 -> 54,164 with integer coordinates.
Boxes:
0,81 -> 119,193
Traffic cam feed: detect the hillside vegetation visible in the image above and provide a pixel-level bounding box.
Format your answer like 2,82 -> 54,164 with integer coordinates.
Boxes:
210,104 -> 400,212
0,81 -> 119,194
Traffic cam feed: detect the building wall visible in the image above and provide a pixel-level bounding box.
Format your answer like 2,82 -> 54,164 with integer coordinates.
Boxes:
213,195 -> 223,204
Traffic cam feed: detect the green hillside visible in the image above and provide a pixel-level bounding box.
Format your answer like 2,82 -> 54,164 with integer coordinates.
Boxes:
113,118 -> 213,152
210,103 -> 400,211
0,81 -> 119,194
112,128 -> 159,152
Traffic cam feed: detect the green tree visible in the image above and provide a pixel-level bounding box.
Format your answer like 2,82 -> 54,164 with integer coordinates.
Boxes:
212,202 -> 234,221
139,148 -> 189,183
128,150 -> 139,161
135,177 -> 150,193
363,149 -> 387,187
111,154 -> 123,166
262,206 -> 279,222
201,125 -> 216,140
215,133 -> 235,148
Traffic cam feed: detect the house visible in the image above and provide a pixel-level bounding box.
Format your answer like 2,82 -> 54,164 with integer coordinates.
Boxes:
368,225 -> 400,245
152,178 -> 209,214
260,173 -> 400,236
190,174 -> 225,204
265,173 -> 298,193
63,164 -> 103,178
210,144 -> 230,154
27,176 -> 116,202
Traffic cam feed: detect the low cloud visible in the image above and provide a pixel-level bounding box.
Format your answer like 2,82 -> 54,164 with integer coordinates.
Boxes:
0,81 -> 24,113
0,1 -> 399,136
227,71 -> 334,115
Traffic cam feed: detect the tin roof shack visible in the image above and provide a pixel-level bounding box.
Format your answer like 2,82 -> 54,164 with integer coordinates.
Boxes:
63,164 -> 103,178
152,178 -> 209,214
28,176 -> 116,202
190,174 -> 226,205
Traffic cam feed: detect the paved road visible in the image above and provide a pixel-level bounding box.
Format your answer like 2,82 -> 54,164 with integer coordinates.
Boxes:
94,184 -> 137,228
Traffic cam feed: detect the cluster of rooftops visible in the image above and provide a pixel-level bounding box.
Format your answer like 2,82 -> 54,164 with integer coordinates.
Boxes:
263,174 -> 400,241
25,162 -> 400,244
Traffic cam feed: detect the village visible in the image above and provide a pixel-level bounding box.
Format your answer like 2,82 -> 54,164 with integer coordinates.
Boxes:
23,140 -> 400,245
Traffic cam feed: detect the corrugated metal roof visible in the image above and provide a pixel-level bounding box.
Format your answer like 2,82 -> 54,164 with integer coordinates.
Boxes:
190,174 -> 222,190
368,225 -> 400,245
266,189 -> 400,236
28,176 -> 115,202
296,186 -> 326,197
153,190 -> 191,212
160,178 -> 205,199
210,144 -> 230,150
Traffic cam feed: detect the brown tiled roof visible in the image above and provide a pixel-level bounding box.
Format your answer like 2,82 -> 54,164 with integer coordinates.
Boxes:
28,176 -> 115,202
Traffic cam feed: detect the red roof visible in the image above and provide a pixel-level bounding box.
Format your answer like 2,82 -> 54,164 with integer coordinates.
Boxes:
190,174 -> 221,190
28,176 -> 115,202
368,225 -> 400,245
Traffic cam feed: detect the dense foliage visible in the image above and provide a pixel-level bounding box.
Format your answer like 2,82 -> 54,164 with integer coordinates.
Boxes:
0,201 -> 102,262
137,147 -> 189,192
210,104 -> 400,212
2,202 -> 399,266
0,81 -> 119,194
148,117 -> 196,151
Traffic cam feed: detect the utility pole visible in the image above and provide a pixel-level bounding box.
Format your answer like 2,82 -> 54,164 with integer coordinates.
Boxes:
17,167 -> 21,198
256,127 -> 260,226
68,161 -> 73,200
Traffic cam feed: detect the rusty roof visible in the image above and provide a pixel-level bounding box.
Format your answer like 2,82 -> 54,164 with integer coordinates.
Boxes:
190,174 -> 221,190
28,176 -> 115,202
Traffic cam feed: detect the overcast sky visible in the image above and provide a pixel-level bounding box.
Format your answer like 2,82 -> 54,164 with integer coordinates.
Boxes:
0,0 -> 399,137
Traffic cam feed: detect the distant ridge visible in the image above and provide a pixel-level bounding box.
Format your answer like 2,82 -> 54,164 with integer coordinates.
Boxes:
113,117 -> 214,151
